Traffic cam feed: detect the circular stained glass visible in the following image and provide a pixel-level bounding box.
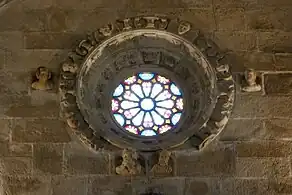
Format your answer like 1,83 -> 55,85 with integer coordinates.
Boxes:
111,72 -> 184,136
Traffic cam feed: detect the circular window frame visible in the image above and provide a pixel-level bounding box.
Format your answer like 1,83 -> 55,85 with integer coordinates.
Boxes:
59,16 -> 235,152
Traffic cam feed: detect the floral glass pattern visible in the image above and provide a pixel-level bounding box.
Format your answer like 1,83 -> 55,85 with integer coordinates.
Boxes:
111,72 -> 184,136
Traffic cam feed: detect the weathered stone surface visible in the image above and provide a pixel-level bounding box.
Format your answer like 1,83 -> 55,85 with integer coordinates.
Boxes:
5,49 -> 68,71
176,146 -> 235,176
215,8 -> 245,30
233,179 -> 269,195
214,31 -> 257,51
232,95 -> 292,118
246,7 -> 292,31
275,54 -> 292,70
236,157 -> 290,177
0,119 -> 10,142
219,119 -> 263,141
12,119 -> 70,143
132,178 -> 186,195
0,157 -> 32,175
0,49 -> 4,69
3,176 -> 51,195
213,0 -> 257,8
33,144 -> 63,175
0,6 -> 46,32
257,0 -> 292,7
235,141 -> 292,157
64,143 -> 109,175
238,52 -> 275,71
19,0 -> 54,9
89,176 -> 131,195
258,32 -> 292,53
131,8 -> 215,32
270,180 -> 292,194
264,120 -> 292,140
9,143 -> 32,157
0,32 -> 23,51
264,73 -> 292,95
24,32 -> 83,49
52,176 -> 87,195
185,178 -> 221,195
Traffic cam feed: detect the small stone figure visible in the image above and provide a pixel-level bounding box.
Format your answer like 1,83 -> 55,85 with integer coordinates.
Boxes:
241,69 -> 261,92
31,66 -> 53,91
62,58 -> 78,74
150,150 -> 172,176
99,24 -> 113,37
178,21 -> 191,35
116,149 -> 143,176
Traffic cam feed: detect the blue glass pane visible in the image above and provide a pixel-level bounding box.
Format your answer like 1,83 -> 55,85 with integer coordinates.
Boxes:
150,84 -> 163,98
131,84 -> 144,98
171,113 -> 182,125
113,84 -> 124,96
141,130 -> 156,136
121,101 -> 138,110
151,111 -> 164,125
170,83 -> 181,95
114,114 -> 125,126
139,73 -> 154,80
132,111 -> 145,126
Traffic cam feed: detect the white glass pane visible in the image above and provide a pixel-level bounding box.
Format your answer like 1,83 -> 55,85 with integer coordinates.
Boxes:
157,75 -> 170,84
121,101 -> 138,110
155,107 -> 171,118
150,84 -> 163,98
140,98 -> 154,111
125,125 -> 138,134
155,90 -> 172,101
114,114 -> 125,126
151,111 -> 164,125
132,111 -> 144,126
171,113 -> 182,125
139,73 -> 154,80
124,108 -> 140,119
170,83 -> 181,95
143,112 -> 154,128
141,130 -> 156,136
142,82 -> 152,97
113,84 -> 124,97
124,76 -> 137,84
131,84 -> 144,98
159,125 -> 171,134
123,91 -> 139,102
157,99 -> 174,109
111,99 -> 119,112
176,98 -> 183,110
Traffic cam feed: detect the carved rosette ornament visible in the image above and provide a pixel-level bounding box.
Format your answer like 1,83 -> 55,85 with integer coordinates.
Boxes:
59,16 -> 235,152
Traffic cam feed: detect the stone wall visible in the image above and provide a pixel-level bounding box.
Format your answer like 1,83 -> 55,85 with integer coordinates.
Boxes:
0,0 -> 292,194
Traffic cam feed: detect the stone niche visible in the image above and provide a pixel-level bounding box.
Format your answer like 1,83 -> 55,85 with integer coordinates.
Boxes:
59,16 -> 234,155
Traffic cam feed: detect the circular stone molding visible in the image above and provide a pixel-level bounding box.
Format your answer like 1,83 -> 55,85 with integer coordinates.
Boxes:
59,16 -> 235,152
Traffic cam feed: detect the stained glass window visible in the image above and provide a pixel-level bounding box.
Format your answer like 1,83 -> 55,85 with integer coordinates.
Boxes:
111,72 -> 184,136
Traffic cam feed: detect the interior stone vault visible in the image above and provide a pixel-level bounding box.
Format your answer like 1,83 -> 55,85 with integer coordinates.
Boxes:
1,0 -> 292,194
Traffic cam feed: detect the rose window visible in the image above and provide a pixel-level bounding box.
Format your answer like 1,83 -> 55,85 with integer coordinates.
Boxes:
111,72 -> 184,136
